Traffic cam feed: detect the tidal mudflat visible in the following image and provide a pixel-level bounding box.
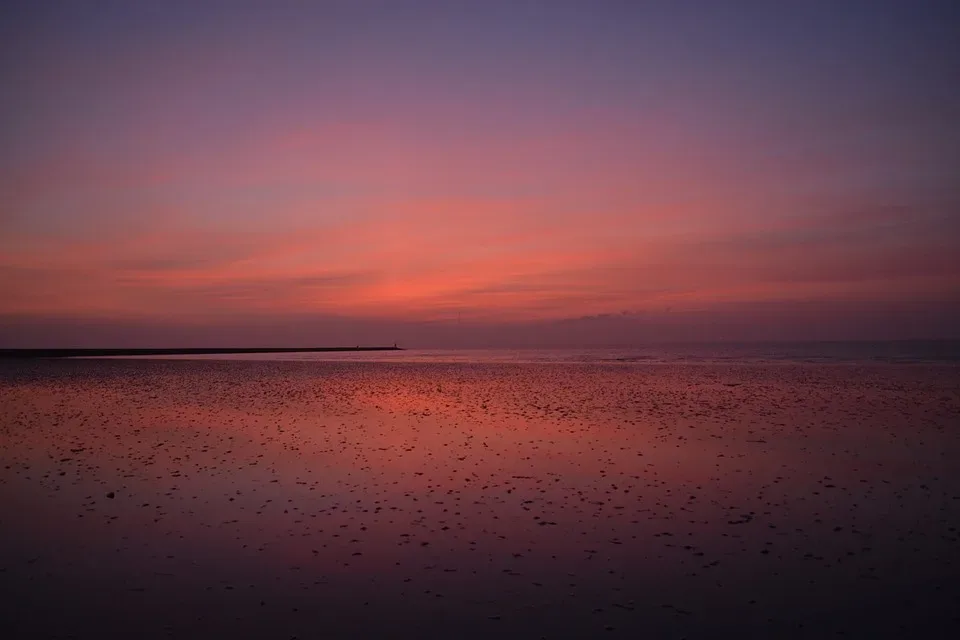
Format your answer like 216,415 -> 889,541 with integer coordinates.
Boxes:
2,359 -> 958,638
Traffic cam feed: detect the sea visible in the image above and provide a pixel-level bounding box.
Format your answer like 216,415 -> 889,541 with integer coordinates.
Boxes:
4,339 -> 959,638
116,340 -> 960,365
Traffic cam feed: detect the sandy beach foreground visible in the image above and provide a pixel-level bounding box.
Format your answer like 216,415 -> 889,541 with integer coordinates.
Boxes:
2,359 -> 958,638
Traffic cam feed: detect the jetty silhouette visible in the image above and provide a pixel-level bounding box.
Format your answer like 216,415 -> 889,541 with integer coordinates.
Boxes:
0,345 -> 403,359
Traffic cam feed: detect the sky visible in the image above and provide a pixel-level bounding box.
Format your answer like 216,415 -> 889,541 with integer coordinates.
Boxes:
2,0 -> 959,347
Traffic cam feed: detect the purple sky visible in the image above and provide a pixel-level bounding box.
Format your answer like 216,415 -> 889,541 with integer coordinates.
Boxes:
2,1 -> 958,347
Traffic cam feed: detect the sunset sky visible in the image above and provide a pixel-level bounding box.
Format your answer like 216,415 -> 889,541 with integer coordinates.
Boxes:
2,0 -> 958,347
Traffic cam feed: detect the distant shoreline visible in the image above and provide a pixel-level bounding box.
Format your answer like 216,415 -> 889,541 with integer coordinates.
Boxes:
0,346 -> 403,359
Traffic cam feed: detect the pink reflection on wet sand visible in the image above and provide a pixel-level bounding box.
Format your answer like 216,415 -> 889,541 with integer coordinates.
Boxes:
2,360 -> 959,638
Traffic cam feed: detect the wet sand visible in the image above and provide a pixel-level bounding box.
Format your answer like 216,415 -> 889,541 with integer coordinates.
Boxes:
2,359 -> 959,638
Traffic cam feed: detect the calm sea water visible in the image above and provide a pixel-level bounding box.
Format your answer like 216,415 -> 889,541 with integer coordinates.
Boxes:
129,340 -> 960,365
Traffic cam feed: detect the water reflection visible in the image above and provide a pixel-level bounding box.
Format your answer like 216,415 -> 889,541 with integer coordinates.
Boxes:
1,359 -> 958,638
